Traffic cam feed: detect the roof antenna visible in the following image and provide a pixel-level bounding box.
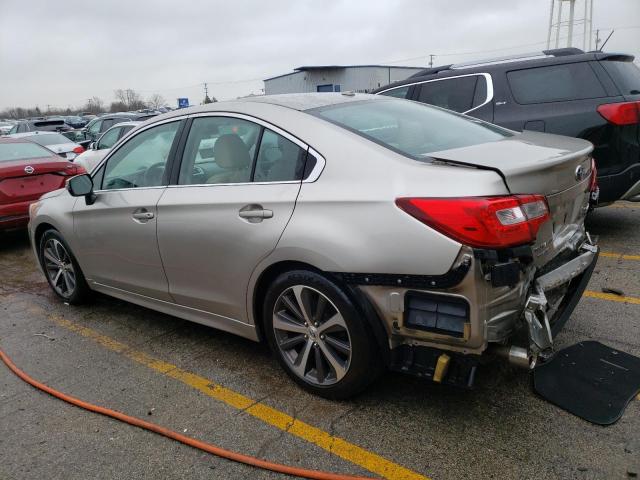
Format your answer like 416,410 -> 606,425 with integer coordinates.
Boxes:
598,30 -> 615,51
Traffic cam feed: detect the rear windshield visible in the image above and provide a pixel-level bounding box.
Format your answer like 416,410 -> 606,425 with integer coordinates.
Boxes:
0,143 -> 52,162
309,99 -> 512,159
27,133 -> 71,146
602,61 -> 640,95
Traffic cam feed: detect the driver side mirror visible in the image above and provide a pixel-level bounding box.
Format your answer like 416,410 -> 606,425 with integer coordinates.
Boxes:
67,174 -> 96,205
90,142 -> 97,150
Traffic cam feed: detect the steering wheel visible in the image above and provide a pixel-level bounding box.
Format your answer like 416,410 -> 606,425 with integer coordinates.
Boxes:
144,162 -> 166,186
192,165 -> 206,182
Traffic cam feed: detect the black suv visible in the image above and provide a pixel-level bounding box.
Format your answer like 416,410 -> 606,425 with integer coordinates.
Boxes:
373,48 -> 640,204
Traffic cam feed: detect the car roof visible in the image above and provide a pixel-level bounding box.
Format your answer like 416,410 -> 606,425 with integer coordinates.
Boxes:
145,93 -> 384,126
374,49 -> 636,91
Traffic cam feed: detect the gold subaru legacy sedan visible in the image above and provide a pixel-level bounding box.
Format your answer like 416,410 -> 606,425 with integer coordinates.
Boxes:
29,93 -> 599,399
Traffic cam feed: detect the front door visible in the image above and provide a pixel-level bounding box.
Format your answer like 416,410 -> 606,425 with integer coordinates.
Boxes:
73,120 -> 182,300
157,115 -> 309,321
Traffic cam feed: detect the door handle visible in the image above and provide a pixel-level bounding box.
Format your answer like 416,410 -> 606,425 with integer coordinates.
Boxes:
238,205 -> 273,223
132,209 -> 154,222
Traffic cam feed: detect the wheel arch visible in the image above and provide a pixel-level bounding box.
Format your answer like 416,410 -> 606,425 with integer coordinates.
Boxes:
34,222 -> 58,257
250,260 -> 391,366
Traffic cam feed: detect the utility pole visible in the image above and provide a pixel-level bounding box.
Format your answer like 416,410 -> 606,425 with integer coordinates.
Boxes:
428,54 -> 435,68
203,83 -> 209,98
595,29 -> 601,50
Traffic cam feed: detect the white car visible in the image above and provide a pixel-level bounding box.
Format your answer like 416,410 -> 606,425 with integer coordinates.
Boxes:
0,121 -> 15,135
74,121 -> 140,173
6,131 -> 84,160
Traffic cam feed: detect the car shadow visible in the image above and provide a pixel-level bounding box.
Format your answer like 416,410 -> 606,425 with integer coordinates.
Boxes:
0,229 -> 30,253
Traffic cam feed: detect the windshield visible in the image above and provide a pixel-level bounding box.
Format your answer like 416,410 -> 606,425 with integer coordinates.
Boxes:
27,133 -> 71,146
0,142 -> 53,162
309,99 -> 512,159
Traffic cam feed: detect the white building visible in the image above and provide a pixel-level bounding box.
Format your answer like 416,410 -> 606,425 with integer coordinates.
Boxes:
263,65 -> 424,95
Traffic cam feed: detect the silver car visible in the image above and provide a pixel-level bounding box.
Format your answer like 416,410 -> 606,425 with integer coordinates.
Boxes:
7,131 -> 85,160
29,93 -> 599,398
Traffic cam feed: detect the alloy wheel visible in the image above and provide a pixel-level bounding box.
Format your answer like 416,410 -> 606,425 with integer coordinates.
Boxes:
272,285 -> 352,386
42,238 -> 76,298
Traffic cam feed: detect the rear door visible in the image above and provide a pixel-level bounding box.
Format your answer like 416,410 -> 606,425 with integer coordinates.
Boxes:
72,119 -> 183,300
156,114 -> 311,322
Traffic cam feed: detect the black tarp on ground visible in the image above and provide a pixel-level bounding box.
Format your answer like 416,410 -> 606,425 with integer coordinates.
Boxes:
534,341 -> 640,425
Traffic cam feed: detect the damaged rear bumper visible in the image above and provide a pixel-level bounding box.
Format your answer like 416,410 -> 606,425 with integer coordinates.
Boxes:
523,241 -> 599,361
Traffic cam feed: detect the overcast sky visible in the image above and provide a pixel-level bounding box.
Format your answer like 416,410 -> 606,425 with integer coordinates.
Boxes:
0,0 -> 638,111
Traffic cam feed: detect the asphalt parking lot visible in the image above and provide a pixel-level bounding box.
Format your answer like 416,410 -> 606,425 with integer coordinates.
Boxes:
1,203 -> 639,480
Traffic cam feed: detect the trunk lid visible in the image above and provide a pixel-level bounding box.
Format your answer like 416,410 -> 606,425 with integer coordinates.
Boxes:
0,156 -> 76,206
430,131 -> 594,266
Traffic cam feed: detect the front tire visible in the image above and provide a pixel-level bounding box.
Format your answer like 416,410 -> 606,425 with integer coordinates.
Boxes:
39,229 -> 91,304
263,270 -> 381,399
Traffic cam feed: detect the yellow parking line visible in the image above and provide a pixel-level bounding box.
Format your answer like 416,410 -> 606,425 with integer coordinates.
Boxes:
608,202 -> 638,209
583,290 -> 640,305
599,252 -> 640,262
50,315 -> 428,480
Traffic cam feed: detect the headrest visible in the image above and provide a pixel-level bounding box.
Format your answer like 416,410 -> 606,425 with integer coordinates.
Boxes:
214,134 -> 251,170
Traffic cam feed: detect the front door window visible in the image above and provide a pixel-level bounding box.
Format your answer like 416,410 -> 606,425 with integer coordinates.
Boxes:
102,121 -> 180,190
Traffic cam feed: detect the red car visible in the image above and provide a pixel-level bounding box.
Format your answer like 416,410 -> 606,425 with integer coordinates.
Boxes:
0,138 -> 85,231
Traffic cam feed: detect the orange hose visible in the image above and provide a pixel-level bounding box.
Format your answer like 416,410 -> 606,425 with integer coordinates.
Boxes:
0,347 -> 376,480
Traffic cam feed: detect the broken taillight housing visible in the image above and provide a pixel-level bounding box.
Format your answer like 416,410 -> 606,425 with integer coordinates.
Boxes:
396,195 -> 550,249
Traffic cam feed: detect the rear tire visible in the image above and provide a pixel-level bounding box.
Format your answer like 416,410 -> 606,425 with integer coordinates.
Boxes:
263,269 -> 381,399
39,229 -> 91,304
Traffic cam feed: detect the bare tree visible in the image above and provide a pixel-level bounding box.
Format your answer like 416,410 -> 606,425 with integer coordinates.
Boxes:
114,89 -> 146,110
203,94 -> 217,104
84,96 -> 105,114
109,101 -> 128,113
147,93 -> 166,109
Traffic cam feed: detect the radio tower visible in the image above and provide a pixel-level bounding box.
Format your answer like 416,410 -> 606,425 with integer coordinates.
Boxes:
547,0 -> 594,51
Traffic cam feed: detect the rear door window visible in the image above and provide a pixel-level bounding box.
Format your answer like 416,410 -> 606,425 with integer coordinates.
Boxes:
507,63 -> 607,104
178,116 -> 261,185
415,76 -> 485,113
253,129 -> 306,182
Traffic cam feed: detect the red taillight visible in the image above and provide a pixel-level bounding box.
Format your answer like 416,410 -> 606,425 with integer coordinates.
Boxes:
396,195 -> 550,249
72,145 -> 85,154
596,101 -> 640,126
62,164 -> 87,176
